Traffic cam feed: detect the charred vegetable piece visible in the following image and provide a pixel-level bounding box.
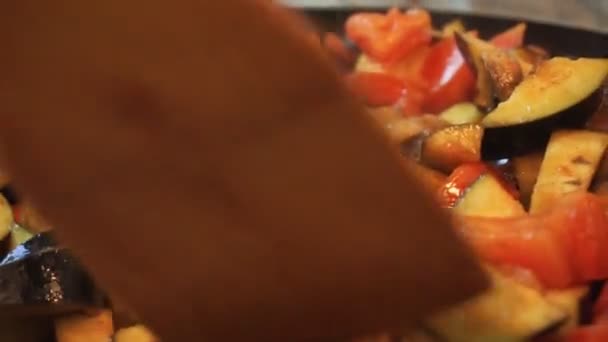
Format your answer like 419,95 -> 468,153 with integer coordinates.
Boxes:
438,102 -> 483,125
482,48 -> 523,101
0,233 -> 106,315
421,124 -> 483,173
455,32 -> 495,110
512,45 -> 549,76
513,153 -> 544,209
490,23 -> 526,49
114,325 -> 159,342
55,310 -> 113,342
481,58 -> 608,159
530,130 -> 608,214
429,267 -> 569,342
441,20 -> 465,37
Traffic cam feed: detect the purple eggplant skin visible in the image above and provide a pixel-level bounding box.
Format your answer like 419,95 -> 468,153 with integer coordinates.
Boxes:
481,87 -> 603,160
0,233 -> 107,317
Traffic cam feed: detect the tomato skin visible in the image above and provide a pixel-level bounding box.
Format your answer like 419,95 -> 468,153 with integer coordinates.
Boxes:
555,194 -> 608,282
458,192 -> 608,288
490,23 -> 527,49
420,36 -> 475,113
459,214 -> 573,288
346,8 -> 432,63
346,72 -> 405,107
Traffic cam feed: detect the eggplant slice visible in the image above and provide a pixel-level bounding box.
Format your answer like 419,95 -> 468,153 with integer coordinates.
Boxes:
481,57 -> 608,159
529,130 -> 608,214
0,233 -> 106,316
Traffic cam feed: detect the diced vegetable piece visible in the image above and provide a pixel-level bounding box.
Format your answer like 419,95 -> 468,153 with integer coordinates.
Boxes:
115,325 -> 159,342
55,310 -> 113,342
512,45 -> 549,76
9,223 -> 34,251
481,58 -> 608,159
483,58 -> 608,128
530,130 -> 608,214
513,153 -> 544,210
382,114 -> 448,144
345,8 -> 432,63
439,102 -> 483,125
441,20 -> 466,36
429,267 -> 568,342
459,192 -> 608,288
454,171 -> 525,217
421,124 -> 483,173
0,194 -> 13,243
482,48 -> 523,101
490,23 -> 527,49
455,32 -> 496,110
421,36 -> 475,113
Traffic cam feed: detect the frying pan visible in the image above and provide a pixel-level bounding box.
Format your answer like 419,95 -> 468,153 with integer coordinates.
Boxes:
0,7 -> 606,342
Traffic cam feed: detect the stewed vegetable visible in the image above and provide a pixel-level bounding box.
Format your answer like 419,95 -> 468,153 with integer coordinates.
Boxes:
343,7 -> 608,342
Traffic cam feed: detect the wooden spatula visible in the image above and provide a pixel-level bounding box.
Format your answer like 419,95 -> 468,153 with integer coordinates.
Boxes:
0,1 -> 486,341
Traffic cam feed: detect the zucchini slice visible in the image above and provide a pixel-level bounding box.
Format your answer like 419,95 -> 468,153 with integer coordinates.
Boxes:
421,124 -> 483,173
482,58 -> 608,159
455,172 -> 525,218
530,130 -> 608,214
428,268 -> 568,342
438,102 -> 484,125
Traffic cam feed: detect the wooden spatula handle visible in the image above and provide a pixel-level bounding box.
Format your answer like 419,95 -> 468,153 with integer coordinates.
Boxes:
0,1 -> 486,341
